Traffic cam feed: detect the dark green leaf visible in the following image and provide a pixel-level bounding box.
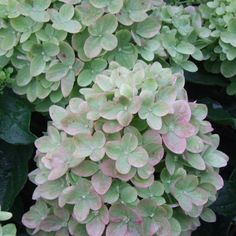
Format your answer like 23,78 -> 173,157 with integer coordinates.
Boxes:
200,98 -> 236,128
185,71 -> 227,87
0,140 -> 33,210
211,179 -> 236,217
0,90 -> 36,144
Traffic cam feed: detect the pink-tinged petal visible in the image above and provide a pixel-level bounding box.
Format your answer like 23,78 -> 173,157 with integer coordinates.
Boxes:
100,159 -> 117,178
72,160 -> 99,177
129,96 -> 141,114
33,178 -> 66,201
116,157 -> 131,175
106,141 -> 122,160
55,228 -> 70,236
117,111 -> 133,126
35,136 -> 54,153
162,132 -> 186,154
201,169 -> 224,191
149,146 -> 164,166
103,120 -> 123,133
86,218 -> 105,236
121,133 -> 139,152
175,122 -> 196,138
116,169 -> 136,181
22,200 -> 49,229
152,101 -> 169,117
173,100 -> 191,122
68,218 -> 88,235
200,121 -> 214,134
147,113 -> 162,130
61,70 -> 75,97
48,165 -> 68,181
90,148 -> 106,162
131,175 -> 154,188
137,164 -> 154,179
190,102 -> 208,121
100,159 -> 135,181
88,190 -> 102,210
128,147 -> 149,168
93,131 -> 106,148
106,223 -> 127,236
101,102 -> 123,120
73,201 -> 90,222
59,182 -> 90,207
49,105 -> 67,126
68,97 -> 84,113
60,114 -> 84,135
39,215 -> 63,232
143,130 -> 162,145
96,74 -> 115,91
176,194 -> 193,212
91,171 -> 112,195
100,206 -> 110,225
149,221 -> 159,235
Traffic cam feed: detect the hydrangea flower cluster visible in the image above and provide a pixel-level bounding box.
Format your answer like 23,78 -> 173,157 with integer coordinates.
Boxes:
198,0 -> 236,93
0,0 -> 214,110
22,62 -> 228,236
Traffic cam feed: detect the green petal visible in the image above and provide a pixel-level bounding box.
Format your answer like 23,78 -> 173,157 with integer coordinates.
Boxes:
106,141 -> 122,160
84,36 -> 103,58
101,34 -> 118,51
176,41 -> 195,55
147,113 -> 162,130
128,147 -> 149,168
136,17 -> 161,38
59,42 -> 75,66
120,185 -> 137,203
121,133 -> 138,152
46,63 -> 68,81
59,4 -> 74,21
221,59 -> 236,78
89,14 -> 118,35
15,66 -> 31,86
186,153 -> 206,171
30,55 -> 45,76
77,69 -> 95,87
61,70 -> 75,97
116,157 -> 131,174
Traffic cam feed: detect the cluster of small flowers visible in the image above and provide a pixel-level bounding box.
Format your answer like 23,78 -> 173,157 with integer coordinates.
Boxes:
22,62 -> 228,236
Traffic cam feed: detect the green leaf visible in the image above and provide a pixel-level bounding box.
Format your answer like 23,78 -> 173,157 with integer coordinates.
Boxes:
0,90 -> 35,144
212,173 -> 236,217
0,140 -> 33,210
